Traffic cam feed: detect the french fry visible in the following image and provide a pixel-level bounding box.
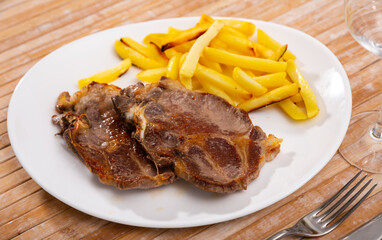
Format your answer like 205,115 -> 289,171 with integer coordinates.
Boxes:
238,83 -> 299,112
254,70 -> 269,76
220,25 -> 248,39
229,94 -> 247,106
115,40 -> 163,70
257,29 -> 296,60
146,43 -> 168,66
253,72 -> 290,89
216,32 -> 255,56
136,67 -> 167,83
121,37 -> 149,56
166,53 -> 181,80
191,77 -> 203,90
173,39 -> 196,53
286,60 -> 319,118
221,64 -> 235,77
180,76 -> 192,90
194,64 -> 251,100
198,14 -> 215,25
179,52 -> 187,66
180,21 -> 224,79
164,48 -> 180,59
204,47 -> 287,73
270,44 -> 288,61
78,58 -> 131,88
199,80 -> 235,105
289,93 -> 303,103
232,67 -> 267,96
198,14 -> 255,37
161,23 -> 210,51
168,26 -> 181,34
209,38 -> 228,50
209,37 -> 256,56
179,52 -> 192,89
251,42 -> 274,58
199,55 -> 222,73
220,19 -> 255,36
278,98 -> 308,120
143,33 -> 166,47
243,69 -> 256,77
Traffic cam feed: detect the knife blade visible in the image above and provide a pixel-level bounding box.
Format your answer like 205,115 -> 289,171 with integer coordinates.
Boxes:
341,213 -> 382,240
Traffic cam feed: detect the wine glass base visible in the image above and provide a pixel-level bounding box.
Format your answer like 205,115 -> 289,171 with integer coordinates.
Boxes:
339,110 -> 382,174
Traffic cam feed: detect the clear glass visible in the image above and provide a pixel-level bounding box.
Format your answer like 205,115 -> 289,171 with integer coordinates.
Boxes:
339,0 -> 382,173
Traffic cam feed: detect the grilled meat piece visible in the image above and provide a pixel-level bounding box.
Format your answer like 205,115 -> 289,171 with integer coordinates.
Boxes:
113,79 -> 282,193
52,82 -> 176,189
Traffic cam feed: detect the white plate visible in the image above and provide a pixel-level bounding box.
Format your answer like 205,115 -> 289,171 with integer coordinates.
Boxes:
7,17 -> 352,228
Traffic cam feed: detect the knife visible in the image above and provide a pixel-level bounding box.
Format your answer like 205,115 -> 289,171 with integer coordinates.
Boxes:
341,213 -> 382,240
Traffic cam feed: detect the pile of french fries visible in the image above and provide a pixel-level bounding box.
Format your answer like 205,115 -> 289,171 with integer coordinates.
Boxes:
79,15 -> 319,120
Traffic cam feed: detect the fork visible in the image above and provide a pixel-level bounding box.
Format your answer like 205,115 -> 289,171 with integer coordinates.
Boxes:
266,170 -> 377,240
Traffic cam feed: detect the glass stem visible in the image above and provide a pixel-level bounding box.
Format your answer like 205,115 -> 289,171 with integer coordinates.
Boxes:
371,104 -> 382,139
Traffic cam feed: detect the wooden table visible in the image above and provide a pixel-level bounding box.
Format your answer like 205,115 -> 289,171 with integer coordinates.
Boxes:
1,0 -> 381,239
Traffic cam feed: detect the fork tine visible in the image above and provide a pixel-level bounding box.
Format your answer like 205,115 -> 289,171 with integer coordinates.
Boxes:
313,170 -> 362,215
328,183 -> 377,231
322,178 -> 373,226
317,173 -> 367,220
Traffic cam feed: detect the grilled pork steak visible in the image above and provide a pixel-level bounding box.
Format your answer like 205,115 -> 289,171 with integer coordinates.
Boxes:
113,79 -> 282,193
52,82 -> 176,189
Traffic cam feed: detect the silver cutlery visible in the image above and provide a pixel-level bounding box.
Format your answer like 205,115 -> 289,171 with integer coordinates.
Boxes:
266,170 -> 377,239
